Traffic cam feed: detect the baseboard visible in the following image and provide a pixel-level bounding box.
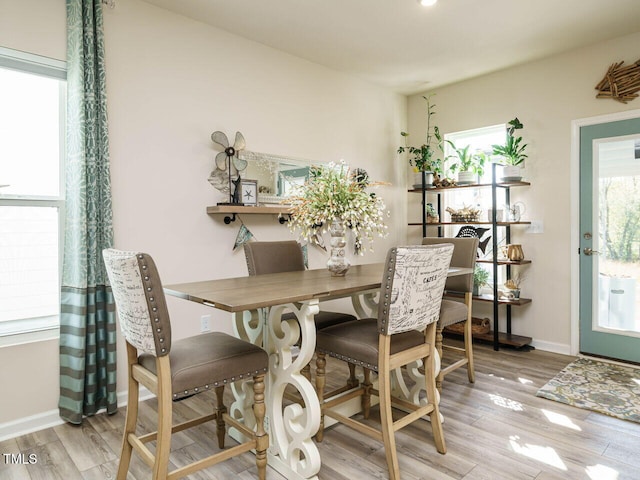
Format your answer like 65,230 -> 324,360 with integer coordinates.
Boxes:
529,339 -> 572,356
0,387 -> 153,442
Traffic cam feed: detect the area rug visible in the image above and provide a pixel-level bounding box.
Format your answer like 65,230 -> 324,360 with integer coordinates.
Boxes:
536,357 -> 640,423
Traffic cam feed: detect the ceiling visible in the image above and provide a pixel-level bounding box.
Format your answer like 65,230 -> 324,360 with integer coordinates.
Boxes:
142,0 -> 640,95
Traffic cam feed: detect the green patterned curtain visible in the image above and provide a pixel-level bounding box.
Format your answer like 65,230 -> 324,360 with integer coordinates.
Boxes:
59,0 -> 116,424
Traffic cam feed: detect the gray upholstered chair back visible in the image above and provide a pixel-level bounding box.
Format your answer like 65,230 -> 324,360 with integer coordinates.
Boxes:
244,240 -> 305,276
422,237 -> 478,293
378,244 -> 453,335
102,249 -> 172,357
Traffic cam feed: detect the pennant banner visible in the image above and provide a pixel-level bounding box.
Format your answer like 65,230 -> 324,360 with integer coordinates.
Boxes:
233,223 -> 254,250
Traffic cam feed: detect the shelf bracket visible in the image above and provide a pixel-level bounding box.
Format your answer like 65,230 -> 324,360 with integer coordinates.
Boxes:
278,214 -> 292,224
223,213 -> 237,224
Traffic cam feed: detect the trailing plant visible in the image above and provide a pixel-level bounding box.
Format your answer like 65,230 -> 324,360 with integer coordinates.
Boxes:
398,94 -> 447,174
492,117 -> 528,166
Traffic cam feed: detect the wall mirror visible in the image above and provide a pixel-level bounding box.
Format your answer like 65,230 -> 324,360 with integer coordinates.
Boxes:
238,151 -> 311,204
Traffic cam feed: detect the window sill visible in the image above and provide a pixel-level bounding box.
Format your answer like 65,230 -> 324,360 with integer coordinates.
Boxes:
0,316 -> 59,348
0,328 -> 59,348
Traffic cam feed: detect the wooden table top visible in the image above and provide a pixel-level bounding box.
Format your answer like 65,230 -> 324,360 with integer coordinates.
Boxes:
164,263 -> 472,313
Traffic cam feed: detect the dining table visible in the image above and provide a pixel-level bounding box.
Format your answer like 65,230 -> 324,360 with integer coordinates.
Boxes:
164,262 -> 472,480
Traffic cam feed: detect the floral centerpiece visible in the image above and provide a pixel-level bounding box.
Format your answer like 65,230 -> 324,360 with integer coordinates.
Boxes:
287,161 -> 388,275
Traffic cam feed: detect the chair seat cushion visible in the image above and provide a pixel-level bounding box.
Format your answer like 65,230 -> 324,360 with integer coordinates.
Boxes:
139,332 -> 268,400
438,299 -> 468,328
316,318 -> 425,372
282,310 -> 357,330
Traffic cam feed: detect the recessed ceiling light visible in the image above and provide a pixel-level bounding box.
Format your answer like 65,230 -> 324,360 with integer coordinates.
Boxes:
419,0 -> 438,6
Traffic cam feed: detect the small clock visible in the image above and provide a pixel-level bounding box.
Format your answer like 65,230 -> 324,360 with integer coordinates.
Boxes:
240,179 -> 258,206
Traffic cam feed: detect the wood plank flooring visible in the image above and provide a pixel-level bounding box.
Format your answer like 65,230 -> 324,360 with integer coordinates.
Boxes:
2,342 -> 640,479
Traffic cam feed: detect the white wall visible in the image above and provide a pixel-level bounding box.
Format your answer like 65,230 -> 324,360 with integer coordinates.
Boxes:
406,31 -> 640,353
0,0 -> 405,430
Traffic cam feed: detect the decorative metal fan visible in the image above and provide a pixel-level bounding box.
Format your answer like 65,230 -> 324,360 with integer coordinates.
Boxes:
210,131 -> 248,205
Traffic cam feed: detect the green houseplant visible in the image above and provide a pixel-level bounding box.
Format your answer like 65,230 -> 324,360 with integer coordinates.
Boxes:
398,94 -> 447,187
473,265 -> 490,296
448,144 -> 487,184
492,118 -> 527,181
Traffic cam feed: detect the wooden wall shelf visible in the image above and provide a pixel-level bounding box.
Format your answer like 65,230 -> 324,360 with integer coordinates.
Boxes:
408,181 -> 531,193
445,291 -> 532,306
409,221 -> 531,227
444,329 -> 533,349
207,205 -> 292,224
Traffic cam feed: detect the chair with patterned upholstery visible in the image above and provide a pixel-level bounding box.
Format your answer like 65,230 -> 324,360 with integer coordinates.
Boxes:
103,249 -> 269,480
422,236 -> 478,391
244,240 -> 358,386
314,244 -> 454,480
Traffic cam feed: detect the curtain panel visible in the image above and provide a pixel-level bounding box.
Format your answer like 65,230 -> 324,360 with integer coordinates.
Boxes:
59,0 -> 116,424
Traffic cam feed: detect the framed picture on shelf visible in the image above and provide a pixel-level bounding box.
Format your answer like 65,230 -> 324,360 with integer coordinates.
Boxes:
239,179 -> 258,206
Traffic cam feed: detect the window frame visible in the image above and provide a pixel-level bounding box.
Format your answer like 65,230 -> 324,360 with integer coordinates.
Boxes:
0,47 -> 66,345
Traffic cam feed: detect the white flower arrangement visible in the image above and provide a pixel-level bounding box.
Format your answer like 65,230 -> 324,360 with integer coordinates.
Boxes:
287,161 -> 389,254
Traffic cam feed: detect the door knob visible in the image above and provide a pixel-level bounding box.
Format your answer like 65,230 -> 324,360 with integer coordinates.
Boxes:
583,247 -> 599,256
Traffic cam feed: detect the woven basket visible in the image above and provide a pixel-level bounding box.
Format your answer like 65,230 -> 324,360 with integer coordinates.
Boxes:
444,317 -> 490,335
450,213 -> 480,223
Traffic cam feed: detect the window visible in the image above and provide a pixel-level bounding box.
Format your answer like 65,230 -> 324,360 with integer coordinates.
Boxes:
442,124 -> 506,287
0,47 -> 66,343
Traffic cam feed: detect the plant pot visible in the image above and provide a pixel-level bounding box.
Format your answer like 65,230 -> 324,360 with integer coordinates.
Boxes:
413,171 -> 433,189
457,171 -> 476,185
501,165 -> 523,182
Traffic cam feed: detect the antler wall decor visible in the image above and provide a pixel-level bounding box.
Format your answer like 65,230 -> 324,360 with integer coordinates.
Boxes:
595,59 -> 640,104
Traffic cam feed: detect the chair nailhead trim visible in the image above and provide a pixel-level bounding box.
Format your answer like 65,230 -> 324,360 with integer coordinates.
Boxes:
170,367 -> 268,400
317,349 -> 378,372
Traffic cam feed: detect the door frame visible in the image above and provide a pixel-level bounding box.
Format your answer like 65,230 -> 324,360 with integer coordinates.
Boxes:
570,108 -> 640,356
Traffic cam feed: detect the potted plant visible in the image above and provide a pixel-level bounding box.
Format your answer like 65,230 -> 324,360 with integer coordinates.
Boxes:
473,265 -> 490,296
447,144 -> 487,185
492,117 -> 527,182
504,273 -> 524,299
425,203 -> 439,223
287,161 -> 388,276
398,94 -> 447,188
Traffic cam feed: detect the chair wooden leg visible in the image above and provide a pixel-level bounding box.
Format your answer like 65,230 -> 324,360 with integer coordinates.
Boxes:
315,352 -> 326,442
361,368 -> 372,419
302,361 -> 312,382
153,356 -> 173,480
347,362 -> 358,388
117,344 -> 139,480
252,374 -> 268,480
435,325 -> 444,392
378,337 -> 400,480
464,293 -> 475,383
215,386 -> 227,449
425,326 -> 446,454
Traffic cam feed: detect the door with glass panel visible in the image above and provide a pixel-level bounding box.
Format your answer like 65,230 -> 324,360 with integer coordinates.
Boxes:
579,117 -> 640,363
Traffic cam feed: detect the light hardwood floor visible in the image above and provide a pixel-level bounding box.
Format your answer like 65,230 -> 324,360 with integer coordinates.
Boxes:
2,342 -> 640,479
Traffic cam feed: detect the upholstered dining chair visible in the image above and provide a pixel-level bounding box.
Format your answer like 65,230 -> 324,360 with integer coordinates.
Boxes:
103,249 -> 269,480
244,240 -> 358,386
422,236 -> 479,391
314,244 -> 454,480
